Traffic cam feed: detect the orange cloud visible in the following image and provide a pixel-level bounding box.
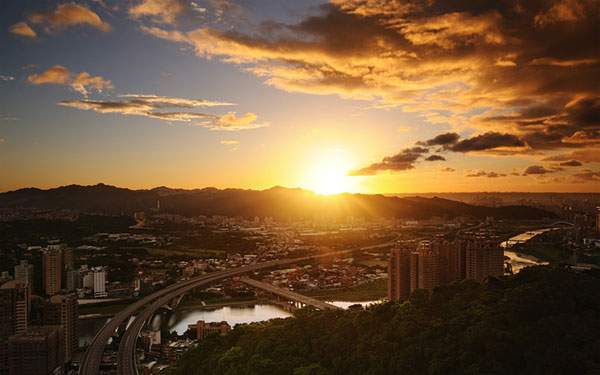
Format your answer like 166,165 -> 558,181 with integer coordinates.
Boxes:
220,140 -> 240,145
534,0 -> 588,26
59,96 -> 266,131
8,22 -> 37,38
27,66 -> 113,95
129,0 -> 188,24
142,0 -> 599,175
529,57 -> 599,67
196,112 -> 267,131
27,65 -> 71,85
28,3 -> 111,32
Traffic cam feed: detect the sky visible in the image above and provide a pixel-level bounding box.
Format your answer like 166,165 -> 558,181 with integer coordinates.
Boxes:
0,0 -> 599,194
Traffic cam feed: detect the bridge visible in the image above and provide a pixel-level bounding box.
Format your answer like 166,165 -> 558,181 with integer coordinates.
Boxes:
80,238 -> 397,375
239,277 -> 341,310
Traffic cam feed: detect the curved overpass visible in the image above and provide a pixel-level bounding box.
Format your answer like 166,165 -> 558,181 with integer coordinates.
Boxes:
81,241 -> 395,375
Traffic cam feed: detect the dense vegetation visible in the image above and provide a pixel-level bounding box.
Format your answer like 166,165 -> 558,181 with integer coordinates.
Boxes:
173,267 -> 600,375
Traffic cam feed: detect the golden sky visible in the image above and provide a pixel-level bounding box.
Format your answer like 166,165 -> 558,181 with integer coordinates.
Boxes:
1,0 -> 599,193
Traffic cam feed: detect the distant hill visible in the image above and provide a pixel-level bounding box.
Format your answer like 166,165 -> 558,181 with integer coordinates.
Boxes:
0,184 -> 556,220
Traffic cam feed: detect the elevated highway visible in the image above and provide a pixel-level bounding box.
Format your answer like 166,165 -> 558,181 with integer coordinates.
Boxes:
82,239 -> 396,375
239,277 -> 341,310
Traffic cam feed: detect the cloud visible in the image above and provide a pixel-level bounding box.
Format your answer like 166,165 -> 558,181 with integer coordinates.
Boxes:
351,131 -> 527,177
129,0 -> 189,24
8,22 -> 37,38
348,146 -> 428,176
196,112 -> 268,131
140,1 -> 599,107
220,140 -> 239,146
0,75 -> 15,82
27,66 -> 113,96
418,132 -> 460,146
523,165 -> 555,175
140,0 -> 600,180
28,3 -> 111,33
572,171 -> 600,182
466,171 -> 507,178
27,65 -> 71,85
559,160 -> 583,167
424,155 -> 445,162
529,57 -> 599,67
450,132 -> 525,153
59,95 -> 265,131
543,148 -> 600,163
534,0 -> 589,26
120,94 -> 233,107
441,167 -> 455,172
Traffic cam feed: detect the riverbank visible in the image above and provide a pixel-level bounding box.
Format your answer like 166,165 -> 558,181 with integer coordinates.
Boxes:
178,297 -> 272,311
302,278 -> 387,301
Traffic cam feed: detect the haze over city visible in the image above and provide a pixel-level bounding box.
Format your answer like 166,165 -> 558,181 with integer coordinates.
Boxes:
1,0 -> 599,194
1,2 -> 600,375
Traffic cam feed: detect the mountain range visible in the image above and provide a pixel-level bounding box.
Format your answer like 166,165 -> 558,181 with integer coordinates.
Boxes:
0,184 -> 555,220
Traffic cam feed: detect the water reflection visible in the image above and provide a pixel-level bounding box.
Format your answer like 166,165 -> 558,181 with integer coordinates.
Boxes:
505,250 -> 548,273
165,304 -> 293,335
329,300 -> 381,309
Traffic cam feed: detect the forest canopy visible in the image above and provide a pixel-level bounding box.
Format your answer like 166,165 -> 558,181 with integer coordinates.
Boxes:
172,267 -> 600,375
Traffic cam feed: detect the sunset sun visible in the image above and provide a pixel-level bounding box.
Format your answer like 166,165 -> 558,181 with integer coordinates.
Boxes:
303,150 -> 357,195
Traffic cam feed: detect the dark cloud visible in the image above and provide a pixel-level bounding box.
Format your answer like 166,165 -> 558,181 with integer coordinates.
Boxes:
441,167 -> 455,172
542,148 -> 600,163
143,0 -> 600,181
466,171 -> 507,178
425,154 -> 446,162
348,146 -> 428,176
565,96 -> 600,127
523,165 -> 554,175
572,171 -> 600,182
418,132 -> 460,146
450,132 -> 525,152
59,96 -> 266,131
478,96 -> 600,151
559,160 -> 583,167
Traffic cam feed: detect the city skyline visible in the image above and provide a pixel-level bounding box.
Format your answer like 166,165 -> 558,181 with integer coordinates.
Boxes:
1,0 -> 599,194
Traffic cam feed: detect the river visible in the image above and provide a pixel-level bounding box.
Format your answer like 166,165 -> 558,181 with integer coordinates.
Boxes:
79,300 -> 382,345
502,228 -> 554,272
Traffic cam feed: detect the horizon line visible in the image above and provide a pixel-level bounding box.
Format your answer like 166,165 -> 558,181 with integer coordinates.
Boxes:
2,183 -> 599,195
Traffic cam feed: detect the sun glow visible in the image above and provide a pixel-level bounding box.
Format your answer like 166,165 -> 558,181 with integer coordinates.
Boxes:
302,149 -> 359,195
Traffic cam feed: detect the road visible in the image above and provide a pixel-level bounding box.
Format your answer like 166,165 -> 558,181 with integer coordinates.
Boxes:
81,240 -> 396,375
239,277 -> 341,310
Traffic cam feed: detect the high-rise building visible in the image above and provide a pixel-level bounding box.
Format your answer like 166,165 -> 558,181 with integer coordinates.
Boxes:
42,248 -> 62,296
414,240 -> 441,292
13,261 -> 33,290
437,239 -> 461,283
65,270 -> 81,292
387,241 -> 416,302
44,293 -> 78,364
13,261 -> 33,305
93,269 -> 107,298
596,207 -> 600,235
464,235 -> 504,282
388,233 -> 504,302
61,248 -> 73,272
0,281 -> 29,375
8,326 -> 64,375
